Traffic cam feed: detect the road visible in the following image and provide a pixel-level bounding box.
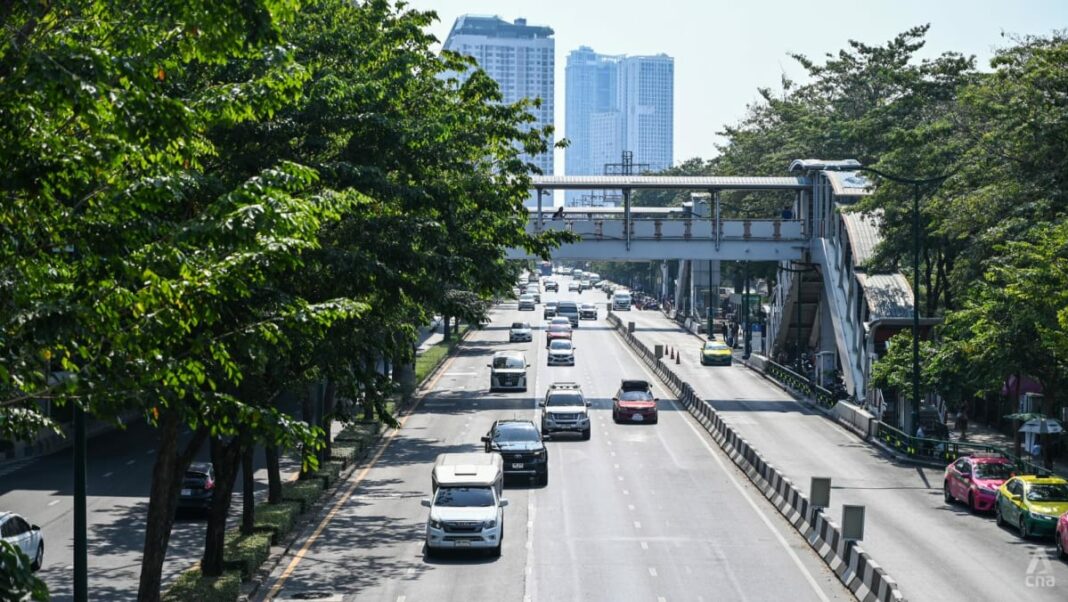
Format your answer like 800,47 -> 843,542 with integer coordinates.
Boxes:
258,277 -> 852,602
617,304 -> 1068,602
0,414 -> 303,600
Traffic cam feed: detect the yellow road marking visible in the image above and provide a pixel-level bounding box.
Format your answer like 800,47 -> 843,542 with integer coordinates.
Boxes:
264,343 -> 463,600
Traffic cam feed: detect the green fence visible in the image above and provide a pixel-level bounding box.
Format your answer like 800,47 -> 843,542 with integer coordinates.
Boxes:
873,421 -> 1059,475
763,361 -> 837,410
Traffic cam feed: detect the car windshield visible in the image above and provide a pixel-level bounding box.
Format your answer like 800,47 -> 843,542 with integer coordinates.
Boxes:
434,487 -> 495,507
619,390 -> 653,401
494,424 -> 539,442
549,340 -> 572,350
511,322 -> 529,329
973,462 -> 1012,479
492,356 -> 525,369
546,302 -> 557,308
546,393 -> 582,406
581,304 -> 594,310
704,342 -> 728,350
1027,484 -> 1068,502
548,324 -> 571,333
520,295 -> 534,301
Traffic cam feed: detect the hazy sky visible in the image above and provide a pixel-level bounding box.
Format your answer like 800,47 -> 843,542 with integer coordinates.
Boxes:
404,0 -> 1067,168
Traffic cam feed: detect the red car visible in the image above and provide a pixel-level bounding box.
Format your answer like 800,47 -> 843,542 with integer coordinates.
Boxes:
612,380 -> 658,424
943,454 -> 1015,512
545,323 -> 572,348
1057,512 -> 1068,560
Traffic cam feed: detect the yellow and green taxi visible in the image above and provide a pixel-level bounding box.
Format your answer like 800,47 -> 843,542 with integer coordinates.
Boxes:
700,340 -> 733,366
994,475 -> 1068,538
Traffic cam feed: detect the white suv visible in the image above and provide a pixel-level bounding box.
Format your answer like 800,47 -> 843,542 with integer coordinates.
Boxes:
540,382 -> 591,440
422,481 -> 508,557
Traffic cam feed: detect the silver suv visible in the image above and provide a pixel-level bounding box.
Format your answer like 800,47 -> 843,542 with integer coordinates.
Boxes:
540,382 -> 591,440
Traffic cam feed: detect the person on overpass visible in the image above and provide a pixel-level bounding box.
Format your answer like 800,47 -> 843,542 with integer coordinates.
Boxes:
552,206 -> 564,220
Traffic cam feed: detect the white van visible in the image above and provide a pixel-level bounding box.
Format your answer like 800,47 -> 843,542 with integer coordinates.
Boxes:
432,453 -> 504,497
422,453 -> 509,556
612,290 -> 632,311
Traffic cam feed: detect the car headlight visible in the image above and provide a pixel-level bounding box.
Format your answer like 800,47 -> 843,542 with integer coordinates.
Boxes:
429,518 -> 443,529
1031,511 -> 1058,520
482,520 -> 497,529
532,450 -> 545,458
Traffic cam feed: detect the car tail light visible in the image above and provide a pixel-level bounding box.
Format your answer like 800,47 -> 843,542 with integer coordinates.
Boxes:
203,478 -> 215,491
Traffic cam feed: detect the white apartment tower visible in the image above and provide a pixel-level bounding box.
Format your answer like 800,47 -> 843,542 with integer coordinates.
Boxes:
565,48 -> 674,205
443,15 -> 555,179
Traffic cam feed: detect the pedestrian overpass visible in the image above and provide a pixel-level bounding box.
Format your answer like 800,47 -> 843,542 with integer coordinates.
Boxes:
505,175 -> 810,261
508,161 -> 924,426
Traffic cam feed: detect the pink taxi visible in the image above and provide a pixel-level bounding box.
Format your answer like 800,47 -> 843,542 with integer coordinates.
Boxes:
944,454 -> 1015,512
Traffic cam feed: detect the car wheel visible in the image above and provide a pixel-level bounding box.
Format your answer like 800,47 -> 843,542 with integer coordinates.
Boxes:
651,414 -> 659,425
582,429 -> 591,441
1019,516 -> 1030,539
424,542 -> 436,559
492,526 -> 503,558
612,410 -> 619,423
943,481 -> 954,504
31,541 -> 43,571
995,501 -> 1005,527
967,492 -> 978,513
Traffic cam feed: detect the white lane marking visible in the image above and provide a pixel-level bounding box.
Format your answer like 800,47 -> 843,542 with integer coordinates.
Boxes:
623,489 -> 629,496
103,472 -> 113,478
614,463 -> 620,469
48,500 -> 60,507
610,451 -> 616,457
617,475 -> 624,481
397,596 -> 406,602
634,521 -> 642,529
126,459 -> 136,465
649,567 -> 658,577
658,597 -> 667,602
443,372 -> 477,376
146,449 -> 155,455
628,504 -> 635,511
619,338 -> 832,602
641,541 -> 649,550
406,567 -> 415,575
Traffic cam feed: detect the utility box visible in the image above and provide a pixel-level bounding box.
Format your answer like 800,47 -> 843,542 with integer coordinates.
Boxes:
810,477 -> 831,511
842,505 -> 865,542
628,322 -> 635,333
654,344 -> 664,359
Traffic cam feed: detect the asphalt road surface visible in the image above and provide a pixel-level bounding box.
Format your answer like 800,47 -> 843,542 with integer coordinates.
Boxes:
619,302 -> 1068,602
258,279 -> 853,602
0,414 -> 302,600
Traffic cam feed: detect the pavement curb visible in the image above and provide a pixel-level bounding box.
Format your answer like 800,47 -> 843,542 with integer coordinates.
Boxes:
607,314 -> 907,602
241,326 -> 473,602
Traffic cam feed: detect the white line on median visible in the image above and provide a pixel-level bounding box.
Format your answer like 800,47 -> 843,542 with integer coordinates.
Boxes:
103,472 -> 113,478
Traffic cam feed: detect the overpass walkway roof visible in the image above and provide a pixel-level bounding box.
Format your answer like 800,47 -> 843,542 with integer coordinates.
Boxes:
531,175 -> 810,191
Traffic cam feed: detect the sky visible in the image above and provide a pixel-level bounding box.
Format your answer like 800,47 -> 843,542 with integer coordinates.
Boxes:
403,0 -> 1067,173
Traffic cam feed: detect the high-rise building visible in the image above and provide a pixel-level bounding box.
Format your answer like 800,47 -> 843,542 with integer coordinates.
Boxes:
443,15 -> 555,181
565,48 -> 674,205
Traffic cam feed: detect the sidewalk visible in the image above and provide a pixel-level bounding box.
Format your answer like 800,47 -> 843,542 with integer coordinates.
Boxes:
946,420 -> 1068,477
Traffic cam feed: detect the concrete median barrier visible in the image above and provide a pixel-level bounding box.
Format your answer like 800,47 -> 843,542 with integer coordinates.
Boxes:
606,313 -> 906,602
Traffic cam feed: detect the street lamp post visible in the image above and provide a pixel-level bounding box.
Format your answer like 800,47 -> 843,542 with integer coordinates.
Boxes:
742,260 -> 751,359
851,166 -> 950,434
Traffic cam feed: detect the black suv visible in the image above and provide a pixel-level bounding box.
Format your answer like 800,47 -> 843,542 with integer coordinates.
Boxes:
482,420 -> 549,486
178,462 -> 216,515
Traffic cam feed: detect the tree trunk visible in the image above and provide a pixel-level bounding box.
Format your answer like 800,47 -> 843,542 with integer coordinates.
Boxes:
265,445 -> 282,504
923,245 -> 935,316
241,443 -> 255,535
442,314 -> 451,341
1014,372 -> 1023,457
201,436 -> 242,576
320,379 -> 337,465
299,385 -> 316,480
137,411 -> 208,602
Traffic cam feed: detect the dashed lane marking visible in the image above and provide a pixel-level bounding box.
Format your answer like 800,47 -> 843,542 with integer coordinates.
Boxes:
48,500 -> 60,507
649,567 -> 658,577
641,541 -> 649,550
103,472 -> 113,478
634,521 -> 642,529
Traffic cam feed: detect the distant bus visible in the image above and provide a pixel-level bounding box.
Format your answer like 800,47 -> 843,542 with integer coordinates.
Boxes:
539,261 -> 553,276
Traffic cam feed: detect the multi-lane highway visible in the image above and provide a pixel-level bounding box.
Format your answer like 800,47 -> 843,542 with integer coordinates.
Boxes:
619,305 -> 1068,602
0,414 -> 303,600
259,277 -> 852,601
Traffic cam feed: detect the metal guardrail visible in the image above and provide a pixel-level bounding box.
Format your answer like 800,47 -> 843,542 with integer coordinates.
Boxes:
873,421 -> 1060,476
763,360 -> 837,410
